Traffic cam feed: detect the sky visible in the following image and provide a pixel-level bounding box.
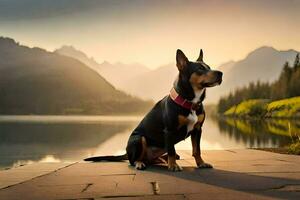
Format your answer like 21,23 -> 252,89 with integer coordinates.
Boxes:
1,0 -> 299,69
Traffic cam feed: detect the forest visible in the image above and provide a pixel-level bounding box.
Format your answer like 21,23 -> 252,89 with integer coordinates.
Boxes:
218,54 -> 300,114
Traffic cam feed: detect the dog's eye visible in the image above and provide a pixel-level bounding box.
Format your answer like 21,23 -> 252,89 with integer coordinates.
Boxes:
195,69 -> 205,75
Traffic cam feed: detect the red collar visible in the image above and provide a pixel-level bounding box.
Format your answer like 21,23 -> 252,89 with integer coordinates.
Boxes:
169,88 -> 201,110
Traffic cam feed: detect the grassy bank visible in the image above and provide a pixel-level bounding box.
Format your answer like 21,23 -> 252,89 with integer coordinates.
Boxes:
223,96 -> 300,118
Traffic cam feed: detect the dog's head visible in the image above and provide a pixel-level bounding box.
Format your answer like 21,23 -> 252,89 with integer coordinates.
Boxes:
176,49 -> 222,94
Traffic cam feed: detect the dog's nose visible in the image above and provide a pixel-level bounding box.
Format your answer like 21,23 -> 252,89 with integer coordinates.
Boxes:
215,71 -> 223,78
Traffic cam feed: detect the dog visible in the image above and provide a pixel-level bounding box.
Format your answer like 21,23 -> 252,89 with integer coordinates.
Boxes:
85,49 -> 223,171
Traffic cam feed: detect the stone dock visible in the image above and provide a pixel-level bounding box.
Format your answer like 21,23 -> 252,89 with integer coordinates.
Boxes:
0,149 -> 299,200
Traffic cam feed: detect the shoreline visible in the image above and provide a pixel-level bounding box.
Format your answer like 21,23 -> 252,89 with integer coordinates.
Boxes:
0,115 -> 144,123
252,147 -> 299,155
218,114 -> 300,120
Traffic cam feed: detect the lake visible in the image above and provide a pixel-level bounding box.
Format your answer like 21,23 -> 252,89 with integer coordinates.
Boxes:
0,115 -> 298,170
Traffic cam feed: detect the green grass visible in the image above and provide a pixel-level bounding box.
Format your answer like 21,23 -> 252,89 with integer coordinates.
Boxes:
224,96 -> 300,118
224,99 -> 269,117
266,97 -> 300,118
288,141 -> 300,155
224,105 -> 237,116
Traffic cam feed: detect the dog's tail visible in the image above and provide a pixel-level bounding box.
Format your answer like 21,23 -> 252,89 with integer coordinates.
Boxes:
84,154 -> 128,162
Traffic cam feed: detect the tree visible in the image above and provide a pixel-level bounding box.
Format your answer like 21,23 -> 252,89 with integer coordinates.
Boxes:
218,54 -> 300,113
293,53 -> 300,70
289,54 -> 300,96
271,62 -> 292,99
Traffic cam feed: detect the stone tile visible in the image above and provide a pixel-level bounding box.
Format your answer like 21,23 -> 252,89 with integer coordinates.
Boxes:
54,162 -> 134,176
250,172 -> 300,180
95,194 -> 186,200
0,182 -> 87,200
0,150 -> 299,200
211,160 -> 299,173
186,191 -> 274,200
0,162 -> 73,189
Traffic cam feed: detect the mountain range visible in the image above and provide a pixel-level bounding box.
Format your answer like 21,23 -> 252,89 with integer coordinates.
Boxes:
210,46 -> 299,102
54,46 -> 151,89
0,37 -> 152,115
55,46 -> 178,101
55,46 -> 299,103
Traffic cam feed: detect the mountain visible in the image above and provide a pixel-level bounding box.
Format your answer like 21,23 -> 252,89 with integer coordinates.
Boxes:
55,46 -> 178,101
0,37 -> 152,115
219,46 -> 299,87
54,46 -> 151,89
55,45 -> 299,103
124,63 -> 178,101
54,45 -> 100,72
123,46 -> 299,102
216,60 -> 235,75
209,46 -> 299,103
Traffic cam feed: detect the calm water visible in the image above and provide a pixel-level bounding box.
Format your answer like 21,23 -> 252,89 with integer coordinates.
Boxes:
0,115 -> 299,170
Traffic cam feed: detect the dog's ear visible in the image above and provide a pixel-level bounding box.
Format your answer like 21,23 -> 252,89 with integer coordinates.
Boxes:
197,49 -> 203,62
176,49 -> 189,71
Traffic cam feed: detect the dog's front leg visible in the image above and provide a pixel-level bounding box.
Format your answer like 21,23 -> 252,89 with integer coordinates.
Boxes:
191,128 -> 213,168
164,130 -> 182,171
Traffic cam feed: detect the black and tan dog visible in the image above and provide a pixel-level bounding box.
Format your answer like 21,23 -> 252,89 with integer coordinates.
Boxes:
85,49 -> 223,171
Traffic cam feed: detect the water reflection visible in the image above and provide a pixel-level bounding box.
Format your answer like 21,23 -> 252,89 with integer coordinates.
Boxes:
0,116 -> 298,170
0,117 -> 139,169
217,117 -> 299,148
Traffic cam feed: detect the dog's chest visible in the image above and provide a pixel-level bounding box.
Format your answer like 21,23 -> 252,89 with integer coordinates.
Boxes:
192,89 -> 204,104
187,110 -> 198,132
188,90 -> 204,131
178,89 -> 204,133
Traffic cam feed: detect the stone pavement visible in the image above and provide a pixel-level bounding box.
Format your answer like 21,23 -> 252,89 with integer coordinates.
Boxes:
0,162 -> 73,189
0,149 -> 299,200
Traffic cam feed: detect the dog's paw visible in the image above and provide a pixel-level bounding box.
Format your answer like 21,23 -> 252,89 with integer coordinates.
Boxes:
134,161 -> 146,170
197,162 -> 213,169
168,163 -> 183,172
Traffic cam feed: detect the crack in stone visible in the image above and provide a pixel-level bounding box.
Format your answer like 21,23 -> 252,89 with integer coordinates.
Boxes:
56,198 -> 94,200
241,184 -> 300,192
250,171 -> 300,174
275,159 -> 294,163
100,173 -> 135,176
113,181 -> 118,190
150,181 -> 160,195
81,183 -> 93,193
0,162 -> 78,190
226,150 -> 237,153
102,194 -> 185,198
269,184 -> 300,192
102,195 -> 144,198
132,174 -> 136,181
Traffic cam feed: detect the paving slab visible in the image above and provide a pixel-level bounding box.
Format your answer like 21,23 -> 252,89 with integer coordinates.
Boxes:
0,162 -> 74,189
0,150 -> 299,200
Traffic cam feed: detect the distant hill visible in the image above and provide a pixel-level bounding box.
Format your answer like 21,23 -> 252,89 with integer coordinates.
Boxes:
124,63 -> 177,101
217,52 -> 300,114
55,46 -> 178,101
208,46 -> 299,103
216,60 -> 235,76
219,46 -> 299,88
54,45 -> 101,73
55,45 -> 299,103
122,46 -> 299,102
0,37 -> 152,115
54,46 -> 150,89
